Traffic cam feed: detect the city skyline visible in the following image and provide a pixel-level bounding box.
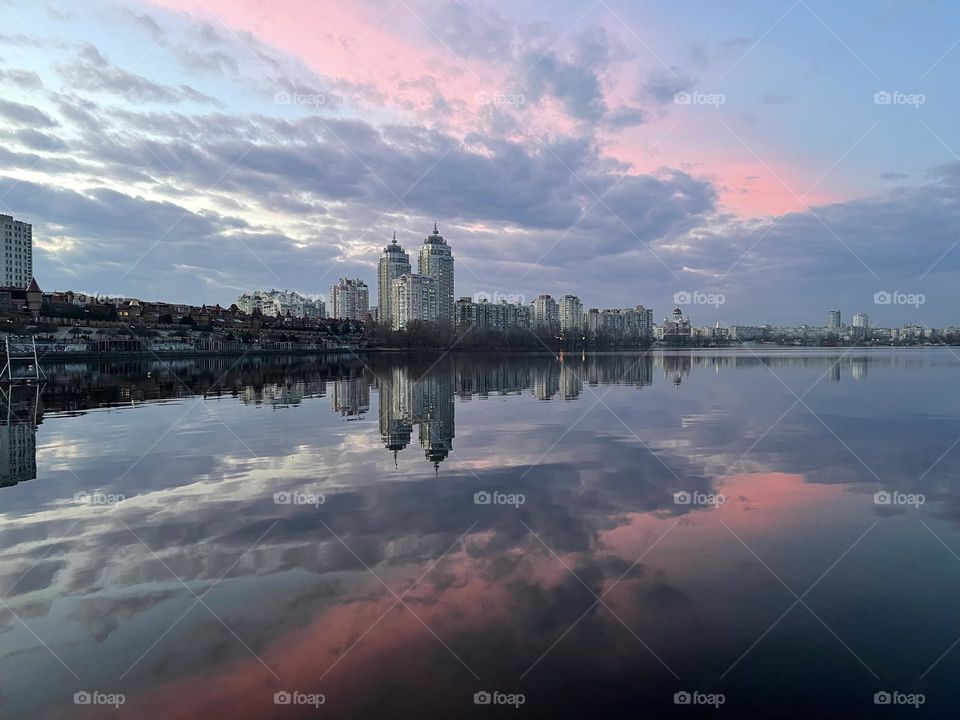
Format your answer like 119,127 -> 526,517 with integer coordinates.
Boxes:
2,1 -> 960,325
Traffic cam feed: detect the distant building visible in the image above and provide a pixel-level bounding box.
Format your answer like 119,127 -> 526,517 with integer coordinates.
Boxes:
0,214 -> 33,289
658,307 -> 692,344
418,224 -> 454,326
378,232 -> 411,326
851,312 -> 869,339
330,279 -> 369,321
237,289 -> 325,319
532,294 -> 559,332
729,325 -> 766,341
391,274 -> 437,330
454,297 -> 532,332
558,295 -> 583,334
827,309 -> 841,330
636,305 -> 654,339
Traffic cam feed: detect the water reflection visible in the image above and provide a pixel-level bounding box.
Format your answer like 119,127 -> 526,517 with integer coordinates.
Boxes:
0,384 -> 40,487
4,350 -> 960,718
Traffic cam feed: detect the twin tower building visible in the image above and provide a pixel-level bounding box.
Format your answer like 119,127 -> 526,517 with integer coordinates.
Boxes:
378,224 -> 454,331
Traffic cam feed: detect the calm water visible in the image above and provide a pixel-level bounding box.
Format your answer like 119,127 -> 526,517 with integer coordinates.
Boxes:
3,350 -> 960,718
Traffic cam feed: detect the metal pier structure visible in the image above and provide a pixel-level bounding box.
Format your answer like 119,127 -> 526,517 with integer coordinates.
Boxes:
0,335 -> 46,383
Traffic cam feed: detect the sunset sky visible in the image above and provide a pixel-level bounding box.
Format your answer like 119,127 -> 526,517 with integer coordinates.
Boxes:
2,0 -> 960,324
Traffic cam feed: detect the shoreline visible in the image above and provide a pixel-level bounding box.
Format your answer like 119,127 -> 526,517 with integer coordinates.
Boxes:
25,344 -> 956,364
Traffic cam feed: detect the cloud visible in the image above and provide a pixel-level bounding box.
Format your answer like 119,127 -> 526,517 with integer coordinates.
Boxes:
0,98 -> 56,126
0,66 -> 44,89
59,43 -> 222,106
522,50 -> 607,121
10,128 -> 68,152
641,66 -> 694,105
603,105 -> 648,128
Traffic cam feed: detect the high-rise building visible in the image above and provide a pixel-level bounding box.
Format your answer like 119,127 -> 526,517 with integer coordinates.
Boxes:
852,312 -> 869,328
418,223 -> 454,327
827,309 -> 841,330
636,305 -> 654,339
391,274 -> 438,330
559,295 -> 583,334
532,294 -> 559,332
330,278 -> 369,321
378,232 -> 411,326
0,214 -> 33,289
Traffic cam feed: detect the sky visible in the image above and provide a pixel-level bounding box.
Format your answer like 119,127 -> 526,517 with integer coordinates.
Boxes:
1,0 -> 959,325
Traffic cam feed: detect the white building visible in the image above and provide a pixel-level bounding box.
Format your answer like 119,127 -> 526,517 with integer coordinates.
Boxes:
0,214 -> 33,289
330,278 -> 369,321
852,312 -> 869,328
378,232 -> 411,326
391,274 -> 438,330
558,295 -> 583,334
236,289 -> 325,318
418,224 -> 454,327
827,309 -> 841,329
532,294 -> 559,331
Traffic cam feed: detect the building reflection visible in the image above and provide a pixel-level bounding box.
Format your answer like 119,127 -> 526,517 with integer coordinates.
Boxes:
0,385 -> 41,487
377,364 -> 455,471
0,351 -> 899,484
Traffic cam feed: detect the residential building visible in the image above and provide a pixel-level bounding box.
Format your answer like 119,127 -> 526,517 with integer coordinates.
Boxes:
237,289 -> 325,319
636,305 -> 654,339
532,294 -> 559,332
391,274 -> 437,330
0,214 -> 33,289
729,325 -> 766,341
852,312 -> 869,329
418,223 -> 454,326
827,309 -> 841,330
378,232 -> 411,326
330,278 -> 369,321
559,295 -> 583,334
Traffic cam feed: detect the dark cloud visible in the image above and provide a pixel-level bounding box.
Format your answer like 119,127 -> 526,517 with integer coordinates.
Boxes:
522,50 -> 607,121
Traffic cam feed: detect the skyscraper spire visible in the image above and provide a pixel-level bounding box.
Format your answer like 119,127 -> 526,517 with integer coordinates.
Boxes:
392,230 -> 397,244
433,221 -> 438,234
